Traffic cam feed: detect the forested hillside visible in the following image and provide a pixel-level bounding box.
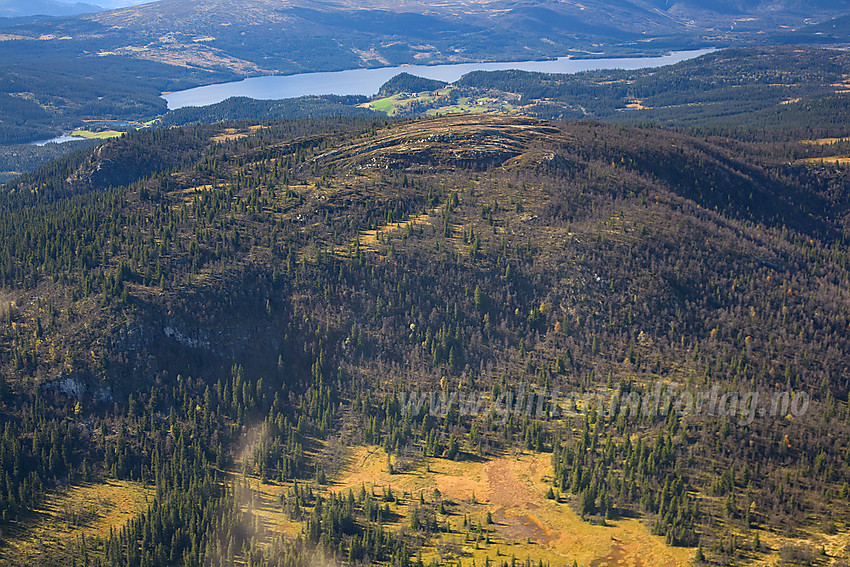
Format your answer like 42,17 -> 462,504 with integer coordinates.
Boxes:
454,46 -> 850,132
0,114 -> 850,565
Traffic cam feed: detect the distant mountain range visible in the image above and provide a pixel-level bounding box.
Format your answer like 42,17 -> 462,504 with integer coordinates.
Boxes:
1,0 -> 848,78
0,0 -> 102,17
0,0 -> 840,80
83,0 -> 850,42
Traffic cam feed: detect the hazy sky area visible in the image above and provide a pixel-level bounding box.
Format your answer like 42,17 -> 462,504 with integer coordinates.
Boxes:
96,0 -> 151,7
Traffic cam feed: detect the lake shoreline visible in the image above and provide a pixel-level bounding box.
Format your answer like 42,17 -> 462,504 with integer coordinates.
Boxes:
163,49 -> 716,111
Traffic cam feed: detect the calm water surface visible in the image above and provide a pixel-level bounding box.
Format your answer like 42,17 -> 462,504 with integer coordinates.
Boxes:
163,49 -> 715,110
29,135 -> 86,146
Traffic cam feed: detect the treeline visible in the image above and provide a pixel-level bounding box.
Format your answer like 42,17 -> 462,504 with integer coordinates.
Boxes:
691,93 -> 850,141
0,139 -> 98,186
377,74 -> 449,98
160,96 -> 380,128
551,410 -> 698,546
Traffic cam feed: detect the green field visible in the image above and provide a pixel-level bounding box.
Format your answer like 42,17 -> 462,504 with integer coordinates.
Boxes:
70,129 -> 124,140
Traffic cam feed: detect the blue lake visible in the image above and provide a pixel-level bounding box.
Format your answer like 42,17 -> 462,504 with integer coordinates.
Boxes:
162,49 -> 714,110
29,135 -> 87,146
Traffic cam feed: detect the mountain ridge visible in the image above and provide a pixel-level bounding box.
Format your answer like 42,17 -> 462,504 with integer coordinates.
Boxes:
2,113 -> 850,565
